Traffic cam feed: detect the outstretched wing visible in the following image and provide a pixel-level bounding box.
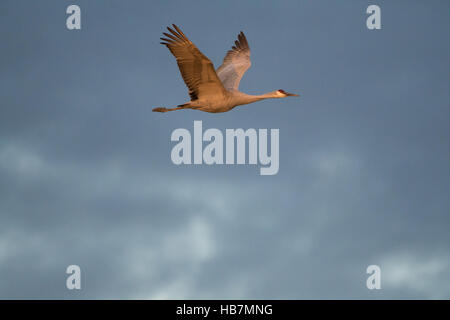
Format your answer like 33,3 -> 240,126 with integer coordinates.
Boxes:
216,31 -> 251,91
160,24 -> 226,101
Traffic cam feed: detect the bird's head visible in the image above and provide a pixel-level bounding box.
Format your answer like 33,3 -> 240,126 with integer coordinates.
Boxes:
276,89 -> 300,97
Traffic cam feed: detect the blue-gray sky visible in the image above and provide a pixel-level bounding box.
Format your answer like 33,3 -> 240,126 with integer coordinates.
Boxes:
0,0 -> 449,299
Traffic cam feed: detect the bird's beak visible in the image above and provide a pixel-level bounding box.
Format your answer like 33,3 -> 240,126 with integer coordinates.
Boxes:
285,92 -> 300,97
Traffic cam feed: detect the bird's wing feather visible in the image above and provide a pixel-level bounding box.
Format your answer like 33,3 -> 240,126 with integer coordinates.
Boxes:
216,31 -> 251,91
160,25 -> 226,101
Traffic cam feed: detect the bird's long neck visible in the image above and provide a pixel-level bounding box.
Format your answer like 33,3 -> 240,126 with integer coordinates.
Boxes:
237,91 -> 278,105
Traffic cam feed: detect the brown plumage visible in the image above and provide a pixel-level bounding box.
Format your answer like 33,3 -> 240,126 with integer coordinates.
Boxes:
160,25 -> 226,102
154,24 -> 299,113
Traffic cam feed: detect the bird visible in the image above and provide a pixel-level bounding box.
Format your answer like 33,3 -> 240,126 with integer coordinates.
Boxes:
153,24 -> 299,113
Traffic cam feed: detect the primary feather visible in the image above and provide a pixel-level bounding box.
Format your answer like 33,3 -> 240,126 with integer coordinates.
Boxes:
160,25 -> 226,101
216,31 -> 251,91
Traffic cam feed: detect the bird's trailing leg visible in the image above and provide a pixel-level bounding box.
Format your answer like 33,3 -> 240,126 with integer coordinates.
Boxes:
152,104 -> 191,113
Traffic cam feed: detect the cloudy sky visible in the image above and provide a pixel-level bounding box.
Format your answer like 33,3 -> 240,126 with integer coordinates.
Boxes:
0,0 -> 449,299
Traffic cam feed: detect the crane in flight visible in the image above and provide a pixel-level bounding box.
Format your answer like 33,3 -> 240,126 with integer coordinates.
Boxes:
153,24 -> 299,113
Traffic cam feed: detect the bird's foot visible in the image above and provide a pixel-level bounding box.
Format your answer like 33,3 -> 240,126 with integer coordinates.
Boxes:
152,107 -> 168,113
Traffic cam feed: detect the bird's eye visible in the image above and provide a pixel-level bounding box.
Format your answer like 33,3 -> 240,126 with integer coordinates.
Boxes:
278,89 -> 285,94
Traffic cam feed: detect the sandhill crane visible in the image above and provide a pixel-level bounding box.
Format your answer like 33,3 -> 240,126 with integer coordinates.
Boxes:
153,24 -> 299,113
